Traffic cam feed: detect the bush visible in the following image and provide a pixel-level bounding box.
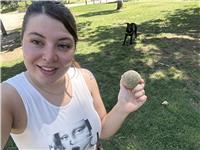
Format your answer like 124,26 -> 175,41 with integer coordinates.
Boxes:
17,1 -> 32,12
0,1 -> 18,13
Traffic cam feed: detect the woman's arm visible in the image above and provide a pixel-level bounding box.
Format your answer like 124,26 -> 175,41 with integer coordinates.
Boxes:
100,80 -> 147,139
1,83 -> 14,148
1,82 -> 26,149
81,69 -> 147,139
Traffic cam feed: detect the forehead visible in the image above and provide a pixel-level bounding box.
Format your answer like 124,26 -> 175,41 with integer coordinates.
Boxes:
24,14 -> 72,39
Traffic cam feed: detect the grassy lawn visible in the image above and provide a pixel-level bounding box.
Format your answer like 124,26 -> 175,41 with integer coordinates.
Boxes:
2,1 -> 200,150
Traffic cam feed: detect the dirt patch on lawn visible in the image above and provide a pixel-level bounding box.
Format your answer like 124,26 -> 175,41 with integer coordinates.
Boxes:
0,46 -> 23,63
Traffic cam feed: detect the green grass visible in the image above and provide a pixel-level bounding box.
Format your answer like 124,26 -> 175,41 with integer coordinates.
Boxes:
2,1 -> 200,150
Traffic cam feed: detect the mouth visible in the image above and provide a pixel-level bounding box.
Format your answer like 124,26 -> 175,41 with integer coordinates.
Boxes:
37,65 -> 58,76
72,147 -> 80,150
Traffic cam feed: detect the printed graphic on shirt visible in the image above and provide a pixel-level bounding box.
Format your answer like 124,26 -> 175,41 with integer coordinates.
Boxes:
48,119 -> 95,150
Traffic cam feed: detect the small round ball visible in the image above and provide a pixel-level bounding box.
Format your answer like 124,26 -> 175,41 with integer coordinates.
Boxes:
121,70 -> 142,89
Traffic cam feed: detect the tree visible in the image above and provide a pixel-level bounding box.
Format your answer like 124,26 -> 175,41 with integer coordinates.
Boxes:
1,1 -> 18,10
1,20 -> 7,36
116,0 -> 123,10
24,1 -> 28,7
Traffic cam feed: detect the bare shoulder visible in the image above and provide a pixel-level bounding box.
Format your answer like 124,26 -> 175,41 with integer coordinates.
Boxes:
1,82 -> 22,118
1,83 -> 14,148
79,68 -> 96,81
1,82 -> 24,147
1,82 -> 27,132
79,68 -> 97,92
1,82 -> 19,108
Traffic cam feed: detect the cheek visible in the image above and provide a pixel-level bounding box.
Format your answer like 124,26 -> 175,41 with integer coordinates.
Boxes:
22,45 -> 41,64
60,52 -> 74,66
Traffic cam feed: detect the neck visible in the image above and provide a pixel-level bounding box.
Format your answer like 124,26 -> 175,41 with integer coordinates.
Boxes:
25,72 -> 71,97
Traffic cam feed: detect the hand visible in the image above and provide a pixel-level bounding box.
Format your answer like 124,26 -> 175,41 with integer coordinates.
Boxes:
117,79 -> 147,114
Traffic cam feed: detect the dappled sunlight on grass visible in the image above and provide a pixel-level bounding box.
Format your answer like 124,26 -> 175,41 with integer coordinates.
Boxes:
153,33 -> 196,40
174,52 -> 184,59
135,43 -> 160,53
150,70 -> 166,79
0,47 -> 23,67
150,66 -> 188,80
144,57 -> 160,68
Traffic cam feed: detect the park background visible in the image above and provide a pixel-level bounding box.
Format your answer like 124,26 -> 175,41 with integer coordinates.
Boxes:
1,0 -> 200,149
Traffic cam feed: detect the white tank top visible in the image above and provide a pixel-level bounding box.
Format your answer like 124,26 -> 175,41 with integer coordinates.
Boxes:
5,68 -> 102,150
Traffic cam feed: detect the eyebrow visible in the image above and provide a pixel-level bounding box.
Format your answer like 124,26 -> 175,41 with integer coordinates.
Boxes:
28,32 -> 45,38
58,37 -> 73,41
28,32 -> 73,41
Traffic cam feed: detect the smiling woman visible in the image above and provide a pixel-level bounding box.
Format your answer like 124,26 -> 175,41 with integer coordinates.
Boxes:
22,13 -> 76,85
1,1 -> 147,150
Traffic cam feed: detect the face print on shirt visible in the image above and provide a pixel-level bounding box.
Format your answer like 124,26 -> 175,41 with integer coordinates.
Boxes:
48,119 -> 94,150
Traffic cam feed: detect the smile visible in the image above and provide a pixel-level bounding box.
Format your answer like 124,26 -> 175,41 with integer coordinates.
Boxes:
37,65 -> 58,76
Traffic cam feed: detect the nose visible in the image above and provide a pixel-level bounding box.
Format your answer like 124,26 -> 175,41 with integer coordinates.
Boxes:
70,139 -> 75,145
42,45 -> 58,63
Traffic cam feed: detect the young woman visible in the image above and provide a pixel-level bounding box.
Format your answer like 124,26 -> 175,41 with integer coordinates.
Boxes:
1,1 -> 147,149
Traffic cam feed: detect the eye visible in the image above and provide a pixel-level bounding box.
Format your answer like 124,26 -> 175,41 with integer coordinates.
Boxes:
31,39 -> 44,47
73,125 -> 86,136
57,43 -> 73,51
61,134 -> 69,141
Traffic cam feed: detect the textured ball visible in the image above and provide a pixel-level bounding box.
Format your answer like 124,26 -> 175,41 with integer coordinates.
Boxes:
121,70 -> 142,89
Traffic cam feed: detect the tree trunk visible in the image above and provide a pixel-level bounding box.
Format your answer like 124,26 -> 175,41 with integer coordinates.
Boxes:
116,0 -> 123,10
24,1 -> 28,7
1,20 -> 7,36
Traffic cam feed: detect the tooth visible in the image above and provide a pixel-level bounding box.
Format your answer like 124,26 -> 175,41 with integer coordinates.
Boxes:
42,67 -> 54,71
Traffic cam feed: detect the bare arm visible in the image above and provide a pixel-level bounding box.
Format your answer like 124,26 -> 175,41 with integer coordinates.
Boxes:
1,82 -> 26,148
100,80 -> 147,139
1,83 -> 14,149
81,69 -> 147,139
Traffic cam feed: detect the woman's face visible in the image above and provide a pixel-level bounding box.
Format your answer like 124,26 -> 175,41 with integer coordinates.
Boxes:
22,14 -> 75,85
60,120 -> 92,150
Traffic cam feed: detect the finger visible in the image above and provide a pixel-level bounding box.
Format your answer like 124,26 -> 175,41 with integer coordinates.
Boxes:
132,83 -> 144,93
136,95 -> 147,103
134,90 -> 145,99
139,79 -> 145,84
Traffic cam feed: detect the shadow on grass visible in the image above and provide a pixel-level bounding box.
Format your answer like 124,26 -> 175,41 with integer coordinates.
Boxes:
1,61 -> 26,82
3,5 -> 200,150
78,9 -> 119,17
1,28 -> 21,52
77,21 -> 93,39
140,7 -> 200,38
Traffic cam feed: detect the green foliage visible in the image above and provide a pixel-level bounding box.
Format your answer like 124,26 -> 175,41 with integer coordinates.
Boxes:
0,1 -> 18,13
2,1 -> 200,149
17,1 -> 32,12
0,1 -> 32,13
